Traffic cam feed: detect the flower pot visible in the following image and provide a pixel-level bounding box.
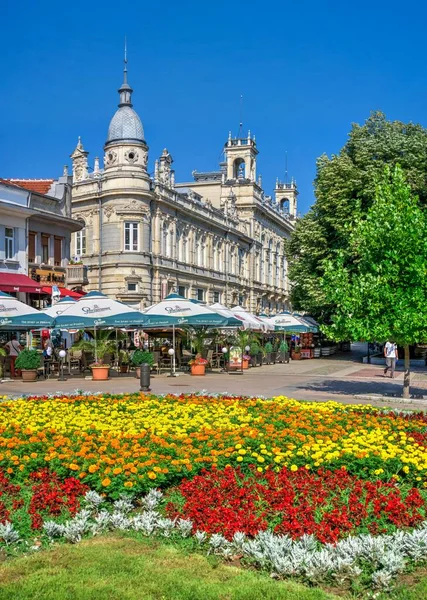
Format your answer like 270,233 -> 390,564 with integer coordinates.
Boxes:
292,352 -> 301,361
250,356 -> 257,367
135,367 -> 141,379
257,353 -> 263,366
91,366 -> 110,380
242,359 -> 249,370
120,365 -> 129,374
191,364 -> 206,376
271,352 -> 277,364
21,369 -> 38,382
265,352 -> 272,365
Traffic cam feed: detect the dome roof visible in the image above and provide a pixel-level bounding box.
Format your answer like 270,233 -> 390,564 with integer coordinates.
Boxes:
107,106 -> 144,143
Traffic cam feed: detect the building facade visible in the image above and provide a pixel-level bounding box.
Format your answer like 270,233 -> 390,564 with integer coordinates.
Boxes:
0,178 -> 83,306
69,62 -> 298,313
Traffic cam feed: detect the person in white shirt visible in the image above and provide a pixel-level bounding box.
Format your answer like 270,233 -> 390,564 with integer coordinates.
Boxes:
384,341 -> 398,378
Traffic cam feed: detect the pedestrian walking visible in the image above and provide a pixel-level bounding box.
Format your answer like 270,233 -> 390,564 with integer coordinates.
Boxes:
384,341 -> 398,378
4,334 -> 22,378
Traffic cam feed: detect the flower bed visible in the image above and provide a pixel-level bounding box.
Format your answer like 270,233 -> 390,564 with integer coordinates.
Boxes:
0,393 -> 426,497
166,466 -> 427,543
0,392 -> 427,592
0,467 -> 88,534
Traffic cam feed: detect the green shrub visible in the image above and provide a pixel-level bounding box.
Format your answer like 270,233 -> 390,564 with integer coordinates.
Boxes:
264,342 -> 273,353
131,350 -> 154,366
15,348 -> 41,370
279,341 -> 289,352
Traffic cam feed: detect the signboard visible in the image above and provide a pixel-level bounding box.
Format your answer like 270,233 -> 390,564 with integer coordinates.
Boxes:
30,268 -> 66,287
229,346 -> 242,369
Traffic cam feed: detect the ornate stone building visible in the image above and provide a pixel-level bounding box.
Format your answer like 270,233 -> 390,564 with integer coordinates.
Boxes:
69,60 -> 298,313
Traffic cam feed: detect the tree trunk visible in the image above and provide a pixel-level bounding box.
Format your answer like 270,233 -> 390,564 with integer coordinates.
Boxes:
403,344 -> 410,399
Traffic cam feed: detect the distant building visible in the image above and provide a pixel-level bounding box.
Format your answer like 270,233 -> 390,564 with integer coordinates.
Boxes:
68,58 -> 298,313
0,178 -> 83,306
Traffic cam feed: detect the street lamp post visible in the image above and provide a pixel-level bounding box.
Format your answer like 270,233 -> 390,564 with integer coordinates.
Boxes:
58,349 -> 67,381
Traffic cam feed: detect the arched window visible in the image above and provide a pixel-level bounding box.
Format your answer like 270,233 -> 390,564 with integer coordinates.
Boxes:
75,220 -> 86,258
281,198 -> 290,213
233,158 -> 245,179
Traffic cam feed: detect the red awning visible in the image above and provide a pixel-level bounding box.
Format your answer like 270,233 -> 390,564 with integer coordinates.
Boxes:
41,286 -> 85,299
0,273 -> 44,294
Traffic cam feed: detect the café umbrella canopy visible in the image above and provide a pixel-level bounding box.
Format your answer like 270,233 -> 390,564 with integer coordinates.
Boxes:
209,303 -> 247,328
53,291 -> 151,329
269,312 -> 314,333
230,306 -> 269,331
0,291 -> 53,329
143,293 -> 230,376
43,296 -> 77,318
143,294 -> 229,327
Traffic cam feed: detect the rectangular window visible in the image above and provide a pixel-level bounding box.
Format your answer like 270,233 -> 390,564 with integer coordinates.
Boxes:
127,282 -> 137,292
28,232 -> 36,263
54,237 -> 62,266
178,286 -> 186,298
5,228 -> 14,260
197,288 -> 204,302
41,234 -> 49,264
76,229 -> 86,257
213,291 -> 220,303
239,294 -> 244,306
124,222 -> 138,251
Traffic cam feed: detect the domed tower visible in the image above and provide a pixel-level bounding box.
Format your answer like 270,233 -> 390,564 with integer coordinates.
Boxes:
103,49 -> 149,185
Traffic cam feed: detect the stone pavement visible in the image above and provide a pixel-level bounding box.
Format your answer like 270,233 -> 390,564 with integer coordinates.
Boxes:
2,350 -> 427,412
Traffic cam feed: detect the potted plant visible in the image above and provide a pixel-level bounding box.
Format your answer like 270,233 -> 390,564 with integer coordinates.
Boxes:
264,342 -> 273,364
249,342 -> 259,367
74,331 -> 116,381
131,350 -> 154,378
119,350 -> 130,373
189,354 -> 208,376
271,341 -> 278,364
292,344 -> 302,360
278,340 -> 290,363
15,348 -> 41,382
242,353 -> 250,369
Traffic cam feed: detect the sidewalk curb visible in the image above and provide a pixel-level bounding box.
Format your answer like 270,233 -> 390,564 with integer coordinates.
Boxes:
354,394 -> 427,406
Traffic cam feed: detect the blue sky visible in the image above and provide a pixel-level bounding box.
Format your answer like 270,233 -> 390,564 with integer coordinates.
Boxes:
1,0 -> 426,214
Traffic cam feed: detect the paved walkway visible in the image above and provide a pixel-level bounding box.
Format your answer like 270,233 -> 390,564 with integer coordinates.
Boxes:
2,348 -> 427,412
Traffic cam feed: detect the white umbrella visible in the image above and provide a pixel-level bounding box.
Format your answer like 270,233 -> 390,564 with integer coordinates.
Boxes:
44,296 -> 76,318
230,306 -> 267,332
143,294 -> 229,375
0,291 -> 53,329
269,312 -> 313,332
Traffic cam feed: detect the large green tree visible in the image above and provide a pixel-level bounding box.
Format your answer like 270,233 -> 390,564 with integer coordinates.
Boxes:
286,111 -> 427,322
320,165 -> 427,398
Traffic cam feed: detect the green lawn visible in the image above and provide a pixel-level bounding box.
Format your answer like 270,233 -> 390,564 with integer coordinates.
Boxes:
0,535 -> 336,600
1,535 -> 426,600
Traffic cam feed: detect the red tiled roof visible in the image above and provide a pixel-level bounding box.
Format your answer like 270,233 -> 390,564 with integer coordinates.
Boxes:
2,179 -> 55,194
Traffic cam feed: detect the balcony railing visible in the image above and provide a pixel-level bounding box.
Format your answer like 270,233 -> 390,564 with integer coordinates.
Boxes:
66,264 -> 88,287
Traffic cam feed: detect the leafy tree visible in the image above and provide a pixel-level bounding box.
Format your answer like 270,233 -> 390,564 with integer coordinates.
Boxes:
286,111 -> 427,322
320,165 -> 427,398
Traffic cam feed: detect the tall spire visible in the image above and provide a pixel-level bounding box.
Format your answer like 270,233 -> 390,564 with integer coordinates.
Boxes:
124,35 -> 128,85
118,37 -> 133,107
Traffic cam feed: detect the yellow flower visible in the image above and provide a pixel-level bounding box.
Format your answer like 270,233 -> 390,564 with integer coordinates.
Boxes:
124,481 -> 133,488
290,464 -> 298,472
69,463 -> 79,471
236,456 -> 243,462
101,477 -> 111,487
147,471 -> 157,480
